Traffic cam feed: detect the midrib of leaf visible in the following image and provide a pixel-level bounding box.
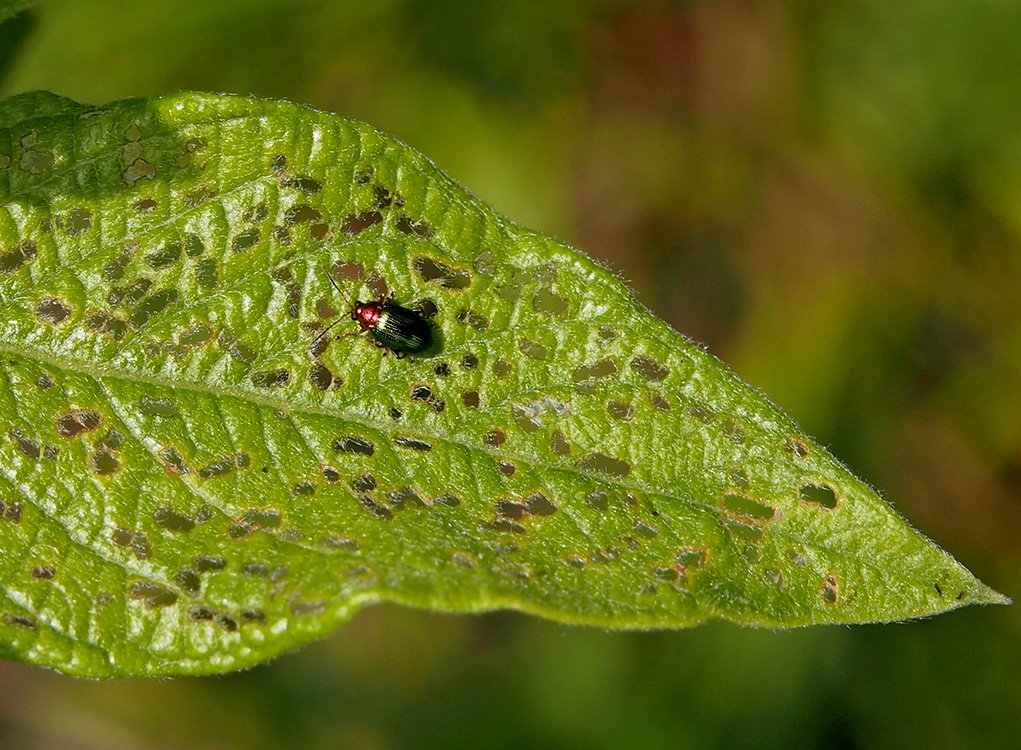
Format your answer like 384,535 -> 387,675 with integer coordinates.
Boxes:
0,335 -> 720,538
0,335 -> 932,626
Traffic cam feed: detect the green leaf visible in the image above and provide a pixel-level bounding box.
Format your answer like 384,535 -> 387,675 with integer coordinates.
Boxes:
0,92 -> 1007,677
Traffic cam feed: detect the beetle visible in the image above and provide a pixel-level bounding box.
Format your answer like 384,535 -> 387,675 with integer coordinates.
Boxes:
313,270 -> 432,357
351,294 -> 432,356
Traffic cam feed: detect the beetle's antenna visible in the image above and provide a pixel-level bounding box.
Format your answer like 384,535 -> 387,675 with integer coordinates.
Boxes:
326,266 -> 353,306
309,318 -> 345,350
309,266 -> 358,350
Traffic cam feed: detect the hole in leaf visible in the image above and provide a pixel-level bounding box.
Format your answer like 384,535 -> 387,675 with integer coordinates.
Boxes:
577,453 -> 631,477
31,565 -> 56,580
519,339 -> 548,360
550,429 -> 572,456
721,493 -> 775,521
572,359 -> 617,383
193,555 -> 227,572
342,211 -> 383,234
586,489 -> 609,511
128,581 -> 177,609
484,430 -> 507,447
414,256 -> 471,289
394,213 -> 433,237
35,297 -> 72,324
607,401 -> 635,421
56,409 -> 102,437
153,507 -> 195,533
197,453 -> 251,479
724,519 -> 764,542
139,395 -> 178,418
676,547 -> 707,568
821,575 -> 840,605
393,436 -> 432,451
800,483 -> 838,509
630,356 -> 669,381
251,369 -> 290,388
533,288 -> 569,316
525,492 -> 557,516
784,437 -> 810,458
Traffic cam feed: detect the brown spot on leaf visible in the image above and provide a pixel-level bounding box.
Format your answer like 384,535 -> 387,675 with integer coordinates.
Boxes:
195,258 -> 218,288
154,506 -> 195,533
31,565 -> 56,580
720,493 -> 776,521
519,339 -> 548,360
285,204 -> 322,225
573,358 -> 618,383
309,362 -> 334,390
131,288 -> 179,329
65,208 -> 93,235
56,409 -> 102,437
92,448 -> 121,475
231,228 -> 260,253
0,501 -> 23,523
146,242 -> 181,269
821,575 -> 840,605
393,436 -> 432,451
413,257 -> 471,290
395,214 -> 434,237
197,453 -> 251,479
533,288 -> 569,316
525,492 -> 557,516
333,435 -> 375,455
342,211 -> 383,234
283,175 -> 323,193
251,369 -> 290,388
630,356 -> 669,381
33,297 -> 71,324
650,393 -> 671,411
123,159 -> 155,186
577,453 -> 631,477
0,240 -> 37,274
193,555 -> 226,573
139,395 -> 178,418
129,581 -> 177,609
159,446 -> 190,474
4,614 -> 37,630
484,430 -> 506,447
607,401 -> 635,421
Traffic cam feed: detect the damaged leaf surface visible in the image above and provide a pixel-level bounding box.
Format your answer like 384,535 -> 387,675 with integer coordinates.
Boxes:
0,92 -> 1006,677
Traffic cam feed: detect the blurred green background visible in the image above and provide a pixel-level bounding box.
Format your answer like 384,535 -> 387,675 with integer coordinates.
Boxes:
2,1 -> 1019,747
